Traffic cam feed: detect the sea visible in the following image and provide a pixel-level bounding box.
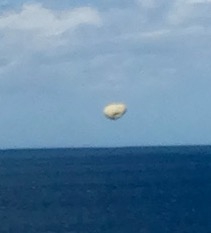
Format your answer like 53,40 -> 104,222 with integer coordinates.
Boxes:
0,146 -> 211,233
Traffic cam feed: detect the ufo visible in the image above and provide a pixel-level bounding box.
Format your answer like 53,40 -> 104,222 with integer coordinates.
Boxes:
103,103 -> 127,120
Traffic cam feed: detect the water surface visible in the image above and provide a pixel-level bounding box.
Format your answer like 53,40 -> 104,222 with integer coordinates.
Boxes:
0,146 -> 211,233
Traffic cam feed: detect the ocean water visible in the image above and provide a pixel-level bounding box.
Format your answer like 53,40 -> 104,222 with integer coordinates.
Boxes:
0,146 -> 211,233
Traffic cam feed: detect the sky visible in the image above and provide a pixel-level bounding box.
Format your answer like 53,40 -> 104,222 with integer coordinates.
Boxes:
0,0 -> 211,148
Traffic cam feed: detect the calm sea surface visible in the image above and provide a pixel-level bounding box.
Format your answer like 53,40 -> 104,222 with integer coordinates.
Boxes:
0,146 -> 211,233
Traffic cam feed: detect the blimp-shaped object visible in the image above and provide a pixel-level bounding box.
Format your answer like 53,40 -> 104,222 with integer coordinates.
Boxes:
103,103 -> 127,120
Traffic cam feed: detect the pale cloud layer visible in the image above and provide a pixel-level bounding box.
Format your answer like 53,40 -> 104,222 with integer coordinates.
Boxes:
0,3 -> 101,51
0,4 -> 101,36
0,0 -> 211,148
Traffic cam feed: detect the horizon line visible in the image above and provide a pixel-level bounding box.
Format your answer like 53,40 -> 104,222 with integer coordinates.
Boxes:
0,144 -> 211,151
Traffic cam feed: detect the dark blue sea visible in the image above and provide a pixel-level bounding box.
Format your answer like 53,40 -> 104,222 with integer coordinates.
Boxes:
0,146 -> 211,233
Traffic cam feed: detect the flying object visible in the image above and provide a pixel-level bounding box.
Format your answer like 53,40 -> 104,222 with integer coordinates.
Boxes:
103,103 -> 127,120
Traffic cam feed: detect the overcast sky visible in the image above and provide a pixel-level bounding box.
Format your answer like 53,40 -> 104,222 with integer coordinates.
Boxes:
0,0 -> 211,148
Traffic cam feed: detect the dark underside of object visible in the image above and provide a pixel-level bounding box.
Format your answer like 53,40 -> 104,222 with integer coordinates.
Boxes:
0,145 -> 211,233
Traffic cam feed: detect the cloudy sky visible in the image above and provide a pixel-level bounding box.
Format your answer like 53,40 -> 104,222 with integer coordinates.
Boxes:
0,0 -> 211,148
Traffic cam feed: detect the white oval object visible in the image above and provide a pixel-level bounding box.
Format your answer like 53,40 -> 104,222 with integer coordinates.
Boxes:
103,103 -> 127,120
